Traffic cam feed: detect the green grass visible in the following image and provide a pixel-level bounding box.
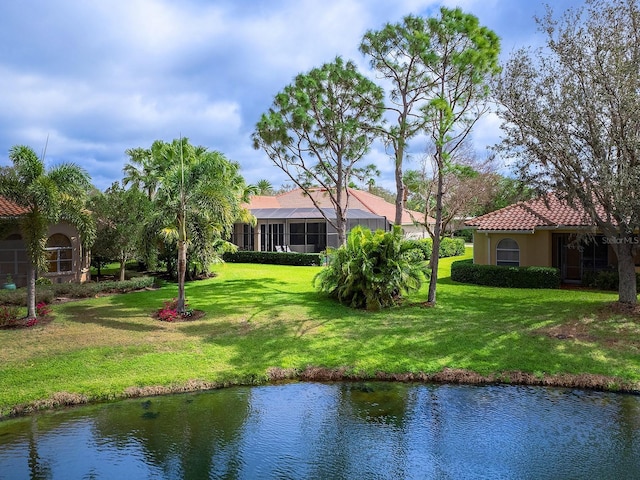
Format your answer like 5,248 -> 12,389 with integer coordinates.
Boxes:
1,247 -> 638,417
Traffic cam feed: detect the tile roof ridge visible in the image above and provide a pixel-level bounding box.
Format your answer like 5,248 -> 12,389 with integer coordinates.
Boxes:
472,197 -> 528,221
346,188 -> 377,215
518,195 -> 557,227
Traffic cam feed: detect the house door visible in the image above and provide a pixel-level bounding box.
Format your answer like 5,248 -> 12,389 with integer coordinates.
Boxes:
555,234 -> 582,283
260,223 -> 284,251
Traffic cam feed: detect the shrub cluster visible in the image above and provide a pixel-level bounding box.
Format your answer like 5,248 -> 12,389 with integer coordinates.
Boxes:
0,301 -> 52,327
440,237 -> 466,257
582,269 -> 640,292
223,251 -> 322,266
0,276 -> 156,306
0,305 -> 21,326
157,298 -> 192,322
453,229 -> 473,243
314,226 -> 430,310
407,237 -> 466,261
451,259 -> 560,289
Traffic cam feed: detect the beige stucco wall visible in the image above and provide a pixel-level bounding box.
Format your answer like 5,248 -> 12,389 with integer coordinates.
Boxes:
0,221 -> 89,287
472,230 -> 553,267
43,222 -> 90,284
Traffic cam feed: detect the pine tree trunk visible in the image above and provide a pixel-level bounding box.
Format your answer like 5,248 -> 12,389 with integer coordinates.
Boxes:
427,169 -> 444,305
394,156 -> 404,226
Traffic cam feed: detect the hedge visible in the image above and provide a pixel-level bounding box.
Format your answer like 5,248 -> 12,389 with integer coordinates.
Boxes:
0,276 -> 157,306
223,250 -> 322,266
582,269 -> 640,292
451,259 -> 560,289
409,237 -> 466,261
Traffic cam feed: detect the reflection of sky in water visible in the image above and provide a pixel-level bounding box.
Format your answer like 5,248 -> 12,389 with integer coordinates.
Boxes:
1,383 -> 639,479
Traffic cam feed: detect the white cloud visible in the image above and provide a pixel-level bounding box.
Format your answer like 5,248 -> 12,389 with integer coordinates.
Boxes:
0,0 -> 586,190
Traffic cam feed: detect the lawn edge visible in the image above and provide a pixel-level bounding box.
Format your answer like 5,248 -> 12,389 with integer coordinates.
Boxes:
3,366 -> 639,421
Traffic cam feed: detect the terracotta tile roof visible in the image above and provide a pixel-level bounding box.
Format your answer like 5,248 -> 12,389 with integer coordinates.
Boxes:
348,189 -> 434,226
0,197 -> 28,217
465,193 -> 593,231
245,188 -> 433,226
245,195 -> 281,209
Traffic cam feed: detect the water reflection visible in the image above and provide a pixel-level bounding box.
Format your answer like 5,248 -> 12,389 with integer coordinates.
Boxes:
1,382 -> 639,479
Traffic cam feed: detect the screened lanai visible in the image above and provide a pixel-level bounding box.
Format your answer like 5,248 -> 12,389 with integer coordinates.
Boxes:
231,207 -> 389,253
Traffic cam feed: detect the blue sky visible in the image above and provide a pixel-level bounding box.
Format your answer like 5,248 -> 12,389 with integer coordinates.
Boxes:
0,0 -> 581,191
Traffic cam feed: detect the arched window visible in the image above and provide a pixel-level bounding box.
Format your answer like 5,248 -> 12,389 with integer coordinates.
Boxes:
496,238 -> 520,267
46,234 -> 72,273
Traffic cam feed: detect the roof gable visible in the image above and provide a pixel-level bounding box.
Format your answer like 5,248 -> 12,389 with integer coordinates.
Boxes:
0,197 -> 28,217
465,193 -> 593,231
245,188 -> 433,226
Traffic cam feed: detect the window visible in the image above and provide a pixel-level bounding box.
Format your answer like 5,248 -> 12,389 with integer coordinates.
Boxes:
46,234 -> 72,272
260,224 -> 284,251
242,224 -> 254,250
289,223 -> 306,245
496,238 -> 519,266
306,222 -> 326,250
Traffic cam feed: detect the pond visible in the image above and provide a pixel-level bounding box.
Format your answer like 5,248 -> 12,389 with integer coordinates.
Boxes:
1,382 -> 639,479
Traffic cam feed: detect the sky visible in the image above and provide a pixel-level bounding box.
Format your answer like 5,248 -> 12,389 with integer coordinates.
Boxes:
0,0 -> 582,192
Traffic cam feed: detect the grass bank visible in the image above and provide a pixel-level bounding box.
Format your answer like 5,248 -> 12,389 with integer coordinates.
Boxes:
1,249 -> 639,418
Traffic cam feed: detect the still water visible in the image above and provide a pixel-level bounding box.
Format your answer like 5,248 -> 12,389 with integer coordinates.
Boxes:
1,382 -> 639,479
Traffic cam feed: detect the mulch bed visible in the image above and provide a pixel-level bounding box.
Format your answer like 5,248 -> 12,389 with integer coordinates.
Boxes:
152,309 -> 206,322
0,315 -> 54,330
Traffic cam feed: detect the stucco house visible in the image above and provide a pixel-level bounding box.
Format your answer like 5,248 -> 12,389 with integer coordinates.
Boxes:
0,197 -> 90,287
231,187 -> 434,253
464,193 -> 640,284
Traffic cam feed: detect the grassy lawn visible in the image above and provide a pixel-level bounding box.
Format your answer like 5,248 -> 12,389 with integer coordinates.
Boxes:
1,248 -> 639,417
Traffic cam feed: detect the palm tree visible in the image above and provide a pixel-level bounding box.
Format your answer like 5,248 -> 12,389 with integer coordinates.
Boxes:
0,145 -> 95,319
255,179 -> 274,195
123,142 -> 171,200
152,138 -> 253,313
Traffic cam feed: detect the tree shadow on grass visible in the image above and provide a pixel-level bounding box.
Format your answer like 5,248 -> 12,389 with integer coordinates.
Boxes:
177,276 -> 630,383
57,267 -> 632,384
61,303 -> 166,332
180,277 -> 320,318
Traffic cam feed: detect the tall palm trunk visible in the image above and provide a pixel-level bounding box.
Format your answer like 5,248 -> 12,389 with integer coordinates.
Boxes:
177,239 -> 187,313
176,207 -> 187,313
26,262 -> 37,319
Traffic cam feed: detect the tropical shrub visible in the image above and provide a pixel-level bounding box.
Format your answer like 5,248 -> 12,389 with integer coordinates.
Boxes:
313,225 -> 430,310
36,302 -> 51,317
451,259 -> 560,289
157,298 -> 193,321
0,305 -> 21,326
